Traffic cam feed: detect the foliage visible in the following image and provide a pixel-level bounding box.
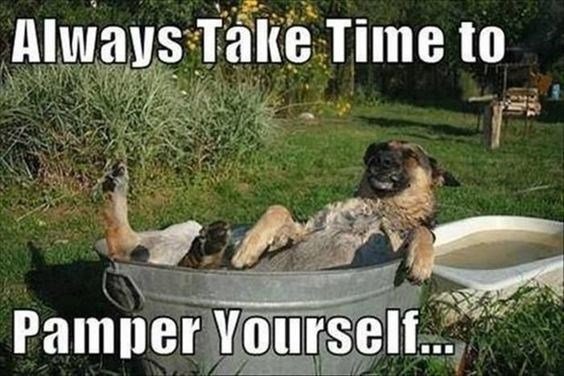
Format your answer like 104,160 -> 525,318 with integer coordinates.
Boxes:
351,0 -> 544,100
0,64 -> 274,184
177,75 -> 276,170
423,284 -> 563,375
548,60 -> 564,85
467,286 -> 562,375
0,339 -> 128,375
180,0 -> 332,114
370,356 -> 452,375
462,0 -> 540,45
458,69 -> 482,100
0,0 -> 558,105
0,0 -> 211,60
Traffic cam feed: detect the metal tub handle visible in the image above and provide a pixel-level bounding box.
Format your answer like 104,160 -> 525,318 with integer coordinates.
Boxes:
102,268 -> 145,313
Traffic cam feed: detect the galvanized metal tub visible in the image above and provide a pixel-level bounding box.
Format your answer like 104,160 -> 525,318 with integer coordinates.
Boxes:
94,239 -> 421,375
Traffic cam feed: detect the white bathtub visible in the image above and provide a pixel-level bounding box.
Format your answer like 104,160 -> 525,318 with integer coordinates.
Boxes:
431,216 -> 563,320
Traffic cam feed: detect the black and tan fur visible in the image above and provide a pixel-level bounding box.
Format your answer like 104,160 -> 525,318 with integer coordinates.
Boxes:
228,140 -> 459,283
177,221 -> 231,268
102,140 -> 459,284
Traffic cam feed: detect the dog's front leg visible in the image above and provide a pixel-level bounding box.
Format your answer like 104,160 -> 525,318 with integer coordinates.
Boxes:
404,226 -> 435,284
231,205 -> 304,268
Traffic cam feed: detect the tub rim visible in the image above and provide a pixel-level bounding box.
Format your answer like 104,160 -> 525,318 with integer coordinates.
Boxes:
93,238 -> 404,277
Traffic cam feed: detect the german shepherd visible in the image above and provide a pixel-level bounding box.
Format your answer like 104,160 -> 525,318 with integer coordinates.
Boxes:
102,140 -> 459,284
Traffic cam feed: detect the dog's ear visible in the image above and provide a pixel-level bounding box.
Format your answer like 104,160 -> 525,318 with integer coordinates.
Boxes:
429,157 -> 460,187
363,143 -> 377,165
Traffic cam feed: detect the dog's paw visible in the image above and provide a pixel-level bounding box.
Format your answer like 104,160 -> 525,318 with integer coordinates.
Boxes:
231,248 -> 260,269
231,230 -> 266,269
202,221 -> 231,255
404,248 -> 434,285
231,239 -> 263,269
102,161 -> 128,193
179,221 -> 231,269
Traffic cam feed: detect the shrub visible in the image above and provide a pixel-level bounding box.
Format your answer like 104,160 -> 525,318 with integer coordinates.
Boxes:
0,64 -> 274,185
458,69 -> 482,100
423,284 -> 563,375
0,0 -> 212,60
179,77 -> 276,169
180,0 -> 332,114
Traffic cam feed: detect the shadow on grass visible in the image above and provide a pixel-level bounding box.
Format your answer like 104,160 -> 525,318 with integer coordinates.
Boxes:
386,96 -> 477,115
25,241 -> 112,318
357,116 -> 478,137
0,242 -> 130,375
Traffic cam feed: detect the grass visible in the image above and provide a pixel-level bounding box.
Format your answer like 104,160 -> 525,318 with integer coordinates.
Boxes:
0,64 -> 274,184
422,284 -> 563,375
0,101 -> 562,374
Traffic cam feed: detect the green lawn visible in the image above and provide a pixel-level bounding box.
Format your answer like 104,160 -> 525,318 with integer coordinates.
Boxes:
1,102 -> 562,374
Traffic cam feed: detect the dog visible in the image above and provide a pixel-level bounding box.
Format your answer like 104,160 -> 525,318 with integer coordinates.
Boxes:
101,140 -> 459,284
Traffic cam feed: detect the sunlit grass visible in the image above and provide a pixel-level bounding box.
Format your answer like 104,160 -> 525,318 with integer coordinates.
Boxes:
0,101 -> 562,374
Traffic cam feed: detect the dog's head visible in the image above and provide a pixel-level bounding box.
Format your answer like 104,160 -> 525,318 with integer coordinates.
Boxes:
358,140 -> 460,199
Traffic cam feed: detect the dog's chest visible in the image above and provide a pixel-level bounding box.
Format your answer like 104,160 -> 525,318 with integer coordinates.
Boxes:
252,198 -> 409,272
305,198 -> 395,233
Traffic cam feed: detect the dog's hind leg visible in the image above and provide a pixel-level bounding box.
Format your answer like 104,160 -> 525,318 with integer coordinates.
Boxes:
102,162 -> 140,261
231,205 -> 305,269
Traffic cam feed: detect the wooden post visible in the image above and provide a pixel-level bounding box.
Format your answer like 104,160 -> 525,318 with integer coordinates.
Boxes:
483,100 -> 503,149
